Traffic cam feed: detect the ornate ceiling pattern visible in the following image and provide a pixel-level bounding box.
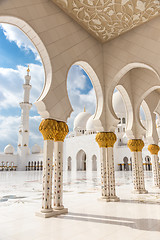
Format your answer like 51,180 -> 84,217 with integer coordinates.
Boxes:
52,0 -> 160,42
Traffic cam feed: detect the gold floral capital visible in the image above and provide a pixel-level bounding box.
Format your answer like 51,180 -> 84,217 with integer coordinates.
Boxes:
148,144 -> 159,155
95,132 -> 117,148
39,119 -> 58,140
54,121 -> 69,142
127,139 -> 144,152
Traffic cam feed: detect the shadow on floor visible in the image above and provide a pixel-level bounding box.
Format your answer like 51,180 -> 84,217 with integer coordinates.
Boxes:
57,212 -> 160,231
120,199 -> 160,205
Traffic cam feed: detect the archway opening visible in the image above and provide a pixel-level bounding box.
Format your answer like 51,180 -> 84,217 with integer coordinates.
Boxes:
92,155 -> 97,171
112,87 -> 128,146
76,150 -> 87,171
0,21 -> 46,158
67,62 -> 103,137
67,157 -> 72,171
145,156 -> 151,171
123,157 -> 129,171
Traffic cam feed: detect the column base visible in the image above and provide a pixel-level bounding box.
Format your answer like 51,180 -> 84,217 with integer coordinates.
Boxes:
35,208 -> 68,218
98,196 -> 120,202
132,189 -> 148,194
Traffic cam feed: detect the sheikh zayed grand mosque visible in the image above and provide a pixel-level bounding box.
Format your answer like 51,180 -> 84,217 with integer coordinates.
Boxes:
1,1 -> 160,240
2,68 -> 160,174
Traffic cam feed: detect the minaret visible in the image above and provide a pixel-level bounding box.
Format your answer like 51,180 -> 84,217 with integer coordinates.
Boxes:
17,66 -> 32,156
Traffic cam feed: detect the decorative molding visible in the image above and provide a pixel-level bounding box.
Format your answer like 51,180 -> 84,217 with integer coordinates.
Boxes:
39,119 -> 59,140
148,144 -> 159,155
52,0 -> 160,42
54,121 -> 69,142
127,139 -> 144,152
95,132 -> 117,148
39,119 -> 69,142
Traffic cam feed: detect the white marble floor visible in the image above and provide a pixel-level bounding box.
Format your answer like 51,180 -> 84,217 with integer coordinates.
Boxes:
0,171 -> 160,240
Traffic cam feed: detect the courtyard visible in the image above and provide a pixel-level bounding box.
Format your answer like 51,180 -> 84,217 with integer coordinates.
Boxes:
0,171 -> 160,240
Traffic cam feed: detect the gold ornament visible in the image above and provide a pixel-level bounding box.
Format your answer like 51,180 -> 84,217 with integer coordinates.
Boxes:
95,132 -> 117,148
148,144 -> 159,155
127,139 -> 144,152
54,121 -> 69,142
27,65 -> 30,73
39,119 -> 58,140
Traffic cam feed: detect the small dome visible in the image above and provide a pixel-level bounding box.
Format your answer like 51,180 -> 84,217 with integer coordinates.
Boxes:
4,144 -> 14,154
112,91 -> 126,116
74,111 -> 91,130
86,115 -> 96,131
31,144 -> 41,154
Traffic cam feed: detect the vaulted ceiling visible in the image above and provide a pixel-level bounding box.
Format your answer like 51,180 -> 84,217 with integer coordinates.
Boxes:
52,0 -> 160,43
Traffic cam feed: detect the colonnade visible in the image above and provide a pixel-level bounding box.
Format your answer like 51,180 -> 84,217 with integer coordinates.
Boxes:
26,161 -> 43,171
95,134 -> 160,198
37,121 -> 160,218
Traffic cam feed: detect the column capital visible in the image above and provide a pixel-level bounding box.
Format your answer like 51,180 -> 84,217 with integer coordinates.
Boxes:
127,139 -> 144,152
39,119 -> 58,140
148,144 -> 159,155
95,132 -> 117,148
54,121 -> 69,142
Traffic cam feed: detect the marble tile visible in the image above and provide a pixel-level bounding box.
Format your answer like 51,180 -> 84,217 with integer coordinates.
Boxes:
0,171 -> 160,240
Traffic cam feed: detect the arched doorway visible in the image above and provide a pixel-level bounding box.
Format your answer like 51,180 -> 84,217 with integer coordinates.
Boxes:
145,156 -> 151,171
123,157 -> 129,171
92,155 -> 97,171
67,157 -> 72,171
76,150 -> 87,171
130,157 -> 132,171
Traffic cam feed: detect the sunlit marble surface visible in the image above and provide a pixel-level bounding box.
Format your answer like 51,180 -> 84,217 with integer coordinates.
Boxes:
0,171 -> 160,240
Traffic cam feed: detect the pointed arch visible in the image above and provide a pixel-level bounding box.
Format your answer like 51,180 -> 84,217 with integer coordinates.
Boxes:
76,149 -> 87,171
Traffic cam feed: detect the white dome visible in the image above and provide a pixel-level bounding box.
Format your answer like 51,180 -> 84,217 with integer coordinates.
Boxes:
31,144 -> 41,154
112,91 -> 126,115
86,115 -> 96,131
4,144 -> 14,154
74,111 -> 91,130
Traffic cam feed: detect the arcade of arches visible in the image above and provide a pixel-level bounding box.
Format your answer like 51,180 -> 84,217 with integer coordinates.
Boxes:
1,1 -> 160,220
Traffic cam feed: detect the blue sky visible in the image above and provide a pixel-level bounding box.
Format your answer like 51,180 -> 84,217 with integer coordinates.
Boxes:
0,24 -> 96,152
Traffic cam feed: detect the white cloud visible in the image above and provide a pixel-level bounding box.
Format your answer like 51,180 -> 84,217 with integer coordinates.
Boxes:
0,115 -> 20,152
67,65 -> 87,91
0,115 -> 43,153
0,23 -> 41,62
0,64 -> 44,110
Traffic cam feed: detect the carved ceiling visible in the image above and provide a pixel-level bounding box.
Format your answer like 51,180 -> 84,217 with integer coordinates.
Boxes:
52,0 -> 160,43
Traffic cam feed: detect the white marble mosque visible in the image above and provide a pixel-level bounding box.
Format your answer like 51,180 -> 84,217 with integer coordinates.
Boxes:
1,1 -> 160,239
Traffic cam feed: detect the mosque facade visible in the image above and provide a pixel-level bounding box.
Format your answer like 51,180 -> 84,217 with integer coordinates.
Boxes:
64,91 -> 160,173
1,69 -> 159,173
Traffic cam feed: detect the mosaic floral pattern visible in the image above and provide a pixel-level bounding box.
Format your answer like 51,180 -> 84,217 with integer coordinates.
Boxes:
53,0 -> 160,42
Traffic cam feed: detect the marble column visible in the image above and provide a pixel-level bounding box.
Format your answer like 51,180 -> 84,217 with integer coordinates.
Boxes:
148,144 -> 160,188
53,121 -> 68,213
96,132 -> 119,201
36,119 -> 58,218
128,139 -> 148,194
